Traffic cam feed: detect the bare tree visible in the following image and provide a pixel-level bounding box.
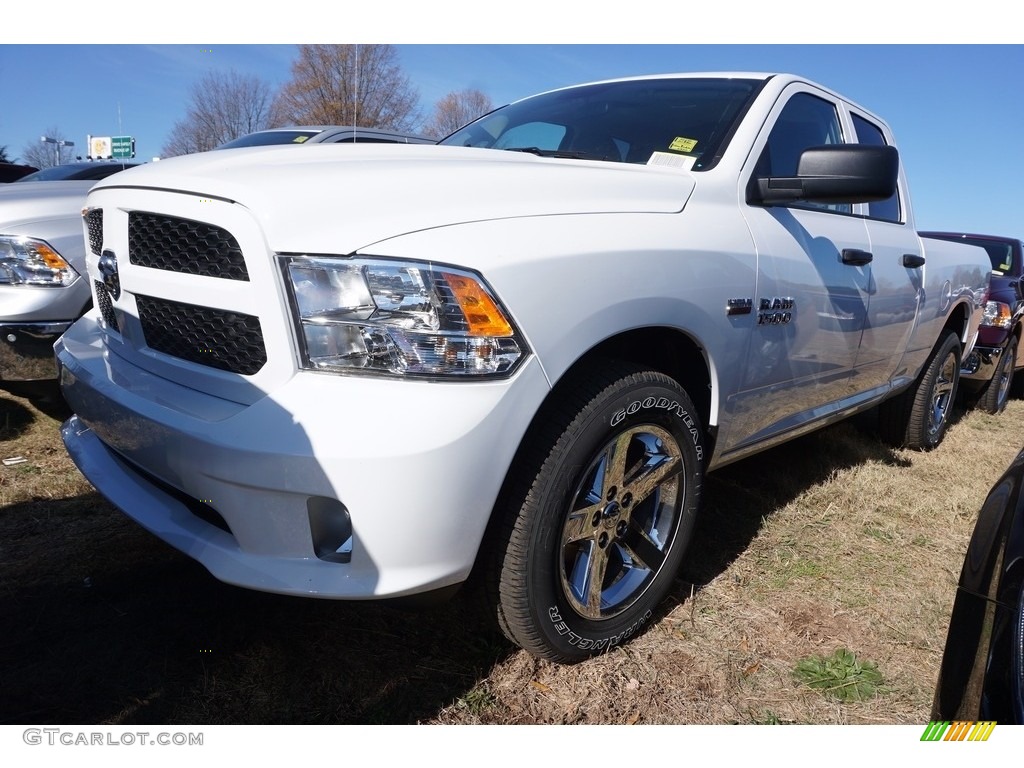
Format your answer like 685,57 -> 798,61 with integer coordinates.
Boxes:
162,69 -> 274,157
21,127 -> 75,168
0,145 -> 12,163
271,45 -> 420,132
423,89 -> 494,139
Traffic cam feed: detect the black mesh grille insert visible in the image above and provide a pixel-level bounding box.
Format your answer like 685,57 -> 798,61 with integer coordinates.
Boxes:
94,280 -> 119,333
136,295 -> 266,375
128,212 -> 249,281
85,209 -> 103,256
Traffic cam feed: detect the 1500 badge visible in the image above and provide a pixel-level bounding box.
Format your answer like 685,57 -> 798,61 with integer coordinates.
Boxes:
758,297 -> 794,325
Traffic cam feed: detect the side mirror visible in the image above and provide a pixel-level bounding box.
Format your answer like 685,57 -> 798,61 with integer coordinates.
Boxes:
751,145 -> 899,206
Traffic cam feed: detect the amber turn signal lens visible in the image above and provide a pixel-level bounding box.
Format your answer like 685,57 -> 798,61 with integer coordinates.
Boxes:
442,272 -> 514,337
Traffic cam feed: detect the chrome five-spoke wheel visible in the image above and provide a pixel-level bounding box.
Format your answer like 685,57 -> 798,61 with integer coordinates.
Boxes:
560,425 -> 683,620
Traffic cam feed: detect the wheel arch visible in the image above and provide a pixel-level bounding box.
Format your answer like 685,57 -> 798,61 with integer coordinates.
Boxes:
541,326 -> 715,468
945,299 -> 972,346
469,325 -> 714,581
1011,320 -> 1024,367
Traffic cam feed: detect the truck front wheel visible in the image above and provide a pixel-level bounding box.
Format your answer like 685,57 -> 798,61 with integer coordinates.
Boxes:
978,339 -> 1016,415
491,363 -> 704,662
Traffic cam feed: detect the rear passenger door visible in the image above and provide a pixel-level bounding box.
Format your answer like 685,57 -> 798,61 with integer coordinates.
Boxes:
848,111 -> 922,390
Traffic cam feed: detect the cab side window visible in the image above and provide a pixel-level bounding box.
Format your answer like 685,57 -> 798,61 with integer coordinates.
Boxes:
851,114 -> 901,223
755,93 -> 849,214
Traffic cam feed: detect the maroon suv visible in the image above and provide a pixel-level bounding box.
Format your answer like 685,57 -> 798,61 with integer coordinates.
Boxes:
922,232 -> 1024,413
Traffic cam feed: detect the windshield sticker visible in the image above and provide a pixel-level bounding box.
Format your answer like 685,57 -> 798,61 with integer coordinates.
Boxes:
647,152 -> 694,169
669,137 -> 698,153
293,136 -> 310,143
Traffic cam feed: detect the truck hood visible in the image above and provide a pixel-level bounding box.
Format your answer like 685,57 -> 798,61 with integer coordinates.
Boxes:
0,180 -> 97,229
94,144 -> 696,253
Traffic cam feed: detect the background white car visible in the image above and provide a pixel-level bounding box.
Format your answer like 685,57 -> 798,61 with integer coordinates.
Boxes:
216,126 -> 435,149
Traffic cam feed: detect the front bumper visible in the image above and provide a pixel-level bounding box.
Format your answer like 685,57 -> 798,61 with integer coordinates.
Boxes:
961,343 -> 1003,383
0,280 -> 90,381
0,321 -> 72,381
57,312 -> 549,599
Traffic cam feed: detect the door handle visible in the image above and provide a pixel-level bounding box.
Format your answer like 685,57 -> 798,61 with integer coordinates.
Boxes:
901,253 -> 926,268
841,248 -> 873,266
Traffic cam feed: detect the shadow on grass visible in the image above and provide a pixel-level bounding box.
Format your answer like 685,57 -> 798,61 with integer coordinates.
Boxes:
0,394 -> 38,444
0,383 -> 72,423
0,405 -> 962,725
675,410 -> 918,592
0,492 -> 514,725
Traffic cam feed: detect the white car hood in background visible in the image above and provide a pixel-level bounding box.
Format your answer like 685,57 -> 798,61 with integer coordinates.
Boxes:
0,180 -> 98,228
92,144 -> 696,253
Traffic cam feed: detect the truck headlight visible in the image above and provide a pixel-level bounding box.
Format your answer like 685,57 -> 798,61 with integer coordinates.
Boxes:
981,300 -> 1013,329
281,255 -> 528,377
0,235 -> 79,287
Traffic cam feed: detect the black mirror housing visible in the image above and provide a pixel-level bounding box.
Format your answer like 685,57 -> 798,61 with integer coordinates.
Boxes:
751,145 -> 899,206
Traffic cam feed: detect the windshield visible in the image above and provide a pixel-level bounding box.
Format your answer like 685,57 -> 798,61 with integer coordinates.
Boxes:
218,130 -> 322,149
440,77 -> 762,170
963,238 -> 1016,273
926,234 -> 1017,273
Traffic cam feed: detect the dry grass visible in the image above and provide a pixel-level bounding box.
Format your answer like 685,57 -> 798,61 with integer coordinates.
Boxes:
1,388 -> 1022,725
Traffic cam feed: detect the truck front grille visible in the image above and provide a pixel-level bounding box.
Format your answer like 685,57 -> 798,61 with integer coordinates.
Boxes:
136,294 -> 266,375
94,280 -> 119,333
128,212 -> 249,281
85,209 -> 103,256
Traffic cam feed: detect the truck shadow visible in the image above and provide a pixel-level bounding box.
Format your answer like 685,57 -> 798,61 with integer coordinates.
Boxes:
678,409 -> 917,589
0,409 -> 955,725
0,392 -> 38,443
1,386 -> 72,426
0,493 -> 513,725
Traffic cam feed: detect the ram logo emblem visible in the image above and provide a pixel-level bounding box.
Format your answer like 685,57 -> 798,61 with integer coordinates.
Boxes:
98,249 -> 120,300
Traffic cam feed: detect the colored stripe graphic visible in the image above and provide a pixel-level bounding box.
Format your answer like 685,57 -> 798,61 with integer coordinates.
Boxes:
920,721 -> 996,741
968,722 -> 997,741
946,721 -> 973,740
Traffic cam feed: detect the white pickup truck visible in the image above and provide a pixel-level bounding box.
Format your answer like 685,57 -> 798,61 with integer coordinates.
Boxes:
56,72 -> 989,662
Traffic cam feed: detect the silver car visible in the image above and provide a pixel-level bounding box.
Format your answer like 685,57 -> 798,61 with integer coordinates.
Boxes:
1,162 -> 136,394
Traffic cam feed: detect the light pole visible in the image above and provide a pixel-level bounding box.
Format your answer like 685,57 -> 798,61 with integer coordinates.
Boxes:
40,135 -> 74,166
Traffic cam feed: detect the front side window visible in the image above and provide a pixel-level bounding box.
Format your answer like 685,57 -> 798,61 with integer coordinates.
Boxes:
754,92 -> 849,214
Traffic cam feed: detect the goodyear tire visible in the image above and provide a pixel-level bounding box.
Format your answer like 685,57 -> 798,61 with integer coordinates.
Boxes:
493,363 -> 704,663
978,339 -> 1016,415
880,331 -> 961,450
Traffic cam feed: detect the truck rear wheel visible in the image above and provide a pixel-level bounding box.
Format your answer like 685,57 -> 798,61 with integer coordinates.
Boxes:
491,363 -> 704,662
880,331 -> 961,450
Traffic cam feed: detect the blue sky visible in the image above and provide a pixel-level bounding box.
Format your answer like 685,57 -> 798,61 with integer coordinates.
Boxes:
2,5 -> 1022,238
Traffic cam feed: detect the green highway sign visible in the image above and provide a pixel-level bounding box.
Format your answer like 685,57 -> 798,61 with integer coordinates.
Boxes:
111,135 -> 134,159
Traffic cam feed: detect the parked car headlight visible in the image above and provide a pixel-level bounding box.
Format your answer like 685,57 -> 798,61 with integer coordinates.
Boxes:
0,235 -> 79,287
281,255 -> 528,378
981,300 -> 1013,329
